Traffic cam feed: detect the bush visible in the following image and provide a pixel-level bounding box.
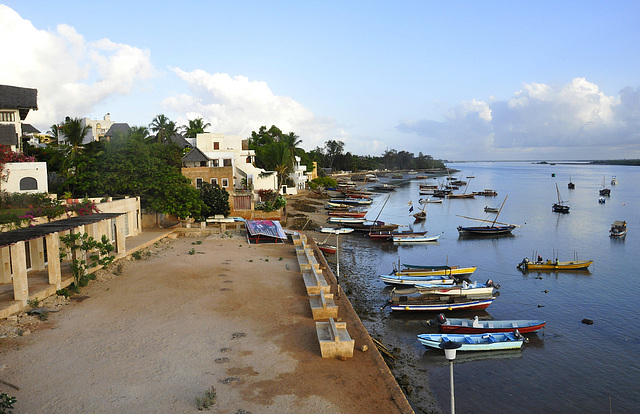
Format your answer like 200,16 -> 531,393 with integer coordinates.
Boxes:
309,176 -> 337,189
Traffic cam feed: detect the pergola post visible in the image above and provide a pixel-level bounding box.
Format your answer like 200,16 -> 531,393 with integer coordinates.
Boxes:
10,241 -> 28,302
0,246 -> 11,284
45,232 -> 62,289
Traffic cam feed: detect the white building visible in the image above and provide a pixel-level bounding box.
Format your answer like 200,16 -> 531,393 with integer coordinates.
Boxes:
284,156 -> 310,195
1,162 -> 48,194
0,84 -> 38,152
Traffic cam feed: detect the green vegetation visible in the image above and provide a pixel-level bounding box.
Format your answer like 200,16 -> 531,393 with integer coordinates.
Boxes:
0,393 -> 16,414
59,233 -> 115,288
255,189 -> 286,212
590,159 -> 640,166
200,183 -> 230,217
309,176 -> 337,190
195,387 -> 216,410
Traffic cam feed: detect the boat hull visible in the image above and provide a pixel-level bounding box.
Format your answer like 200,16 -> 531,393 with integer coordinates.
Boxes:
394,266 -> 477,277
389,297 -> 495,312
393,235 -> 440,243
439,317 -> 546,334
380,275 -> 456,286
417,332 -> 524,351
415,285 -> 494,296
457,225 -> 515,236
524,260 -> 593,270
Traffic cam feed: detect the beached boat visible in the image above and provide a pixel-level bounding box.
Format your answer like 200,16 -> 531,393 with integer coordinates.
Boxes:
326,216 -> 366,224
457,196 -> 518,236
417,331 -> 525,351
387,293 -> 496,312
348,221 -> 400,232
394,266 -> 477,277
380,275 -> 457,286
317,243 -> 336,255
435,314 -> 546,334
393,234 -> 440,244
318,227 -> 355,234
415,280 -> 498,296
329,197 -> 373,205
517,257 -> 593,270
327,211 -> 367,218
553,183 -> 570,213
610,220 -> 627,237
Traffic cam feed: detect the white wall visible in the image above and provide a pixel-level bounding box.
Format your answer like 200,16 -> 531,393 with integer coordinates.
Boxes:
1,162 -> 48,193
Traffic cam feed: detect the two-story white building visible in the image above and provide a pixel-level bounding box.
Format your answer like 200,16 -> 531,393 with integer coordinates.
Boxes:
0,84 -> 38,153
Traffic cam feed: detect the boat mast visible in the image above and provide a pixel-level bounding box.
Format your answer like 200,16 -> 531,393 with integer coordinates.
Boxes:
492,195 -> 508,226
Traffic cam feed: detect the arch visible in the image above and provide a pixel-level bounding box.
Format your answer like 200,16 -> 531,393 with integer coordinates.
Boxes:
19,177 -> 38,191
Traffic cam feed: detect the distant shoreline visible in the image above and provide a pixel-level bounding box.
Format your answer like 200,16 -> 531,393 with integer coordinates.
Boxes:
449,159 -> 640,166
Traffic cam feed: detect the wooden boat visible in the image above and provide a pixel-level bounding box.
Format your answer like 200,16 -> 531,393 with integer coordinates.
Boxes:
393,234 -> 440,244
474,189 -> 498,196
417,331 -> 525,351
599,176 -> 611,196
327,211 -> 367,218
318,227 -> 355,234
369,230 -> 427,240
326,216 -> 366,224
553,183 -> 570,213
317,243 -> 337,255
329,197 -> 373,205
517,257 -> 593,270
394,266 -> 477,277
372,183 -> 397,192
387,293 -> 495,312
568,175 -> 575,189
325,202 -> 352,210
412,202 -> 427,221
348,221 -> 400,232
610,220 -> 627,237
415,280 -> 498,296
484,206 -> 499,213
435,314 -> 546,334
447,192 -> 475,199
380,274 -> 456,286
457,196 -> 518,236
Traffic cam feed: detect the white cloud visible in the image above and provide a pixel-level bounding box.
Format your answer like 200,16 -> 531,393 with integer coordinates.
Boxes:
398,78 -> 640,160
166,68 -> 339,150
0,5 -> 153,129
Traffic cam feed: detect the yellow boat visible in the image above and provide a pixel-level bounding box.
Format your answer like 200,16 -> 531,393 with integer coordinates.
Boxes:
517,258 -> 593,270
394,266 -> 477,277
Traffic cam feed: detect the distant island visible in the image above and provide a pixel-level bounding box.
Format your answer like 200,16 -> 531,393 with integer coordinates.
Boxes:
534,160 -> 640,166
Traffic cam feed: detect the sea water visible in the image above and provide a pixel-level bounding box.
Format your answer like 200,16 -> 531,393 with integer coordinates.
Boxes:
329,161 -> 639,413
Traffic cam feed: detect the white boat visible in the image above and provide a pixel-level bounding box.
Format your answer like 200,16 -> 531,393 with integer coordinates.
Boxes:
417,332 -> 526,351
415,279 -> 498,296
380,275 -> 456,286
326,217 -> 366,224
318,227 -> 355,234
419,198 -> 443,204
393,234 -> 440,244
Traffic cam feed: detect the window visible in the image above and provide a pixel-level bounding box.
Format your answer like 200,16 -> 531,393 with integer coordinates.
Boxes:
212,159 -> 219,167
210,178 -> 218,186
196,178 -> 203,189
200,161 -> 207,167
19,177 -> 38,191
223,159 -> 232,167
0,111 -> 15,122
246,156 -> 252,164
222,178 -> 229,187
213,142 -> 219,150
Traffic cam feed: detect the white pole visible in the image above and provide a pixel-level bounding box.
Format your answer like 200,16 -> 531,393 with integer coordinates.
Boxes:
336,230 -> 340,280
450,360 -> 455,414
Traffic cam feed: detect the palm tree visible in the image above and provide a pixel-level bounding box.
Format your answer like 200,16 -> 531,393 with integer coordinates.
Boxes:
130,126 -> 150,142
148,114 -> 177,144
181,118 -> 211,138
58,117 -> 91,184
48,123 -> 61,144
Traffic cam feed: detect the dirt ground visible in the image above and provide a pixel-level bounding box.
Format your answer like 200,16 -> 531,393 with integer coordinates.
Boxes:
0,201 -> 413,414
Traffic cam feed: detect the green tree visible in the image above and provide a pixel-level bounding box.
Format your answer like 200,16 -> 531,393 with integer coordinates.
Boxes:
181,118 -> 211,138
148,114 -> 177,144
324,140 -> 344,171
200,183 -> 230,217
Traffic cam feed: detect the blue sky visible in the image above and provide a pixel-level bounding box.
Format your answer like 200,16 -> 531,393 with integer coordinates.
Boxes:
2,1 -> 640,161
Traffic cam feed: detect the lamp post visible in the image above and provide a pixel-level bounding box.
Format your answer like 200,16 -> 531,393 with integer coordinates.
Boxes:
439,341 -> 462,414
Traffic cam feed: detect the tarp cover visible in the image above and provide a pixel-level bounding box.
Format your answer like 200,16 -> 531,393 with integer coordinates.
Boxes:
245,220 -> 287,242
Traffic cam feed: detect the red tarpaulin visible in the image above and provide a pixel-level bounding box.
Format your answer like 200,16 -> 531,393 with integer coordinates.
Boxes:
245,220 -> 287,244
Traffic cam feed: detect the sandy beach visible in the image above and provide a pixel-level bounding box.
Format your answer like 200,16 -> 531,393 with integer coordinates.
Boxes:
0,202 -> 413,414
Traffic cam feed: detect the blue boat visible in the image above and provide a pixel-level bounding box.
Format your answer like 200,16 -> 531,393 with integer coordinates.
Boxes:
417,331 -> 526,351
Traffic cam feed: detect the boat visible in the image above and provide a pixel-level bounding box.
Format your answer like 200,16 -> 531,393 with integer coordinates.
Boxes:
517,257 -> 593,270
419,198 -> 442,204
380,275 -> 457,286
552,183 -> 570,213
412,201 -> 427,221
393,234 -> 440,244
415,279 -> 498,296
371,183 -> 397,192
394,266 -> 477,277
434,314 -> 546,334
484,206 -> 500,213
417,331 -> 525,351
457,196 -> 518,236
348,221 -> 400,233
386,291 -> 496,312
317,243 -> 336,255
610,220 -> 627,237
599,176 -> 611,196
369,230 -> 427,241
474,189 -> 498,196
327,211 -> 367,218
329,197 -> 373,205
318,227 -> 355,234
598,197 -> 606,204
364,173 -> 379,182
447,192 -> 475,199
326,216 -> 366,224
611,176 -> 618,185
568,176 -> 575,189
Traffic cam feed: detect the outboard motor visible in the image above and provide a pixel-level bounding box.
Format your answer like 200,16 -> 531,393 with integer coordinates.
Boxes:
485,279 -> 501,289
436,313 -> 447,325
517,257 -> 529,270
513,329 -> 529,343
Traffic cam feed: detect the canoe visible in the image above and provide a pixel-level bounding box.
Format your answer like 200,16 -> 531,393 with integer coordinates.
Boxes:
394,266 -> 477,277
436,314 -> 546,334
387,295 -> 495,312
415,280 -> 498,296
380,275 -> 456,286
393,234 -> 440,243
517,258 -> 593,270
417,331 -> 524,351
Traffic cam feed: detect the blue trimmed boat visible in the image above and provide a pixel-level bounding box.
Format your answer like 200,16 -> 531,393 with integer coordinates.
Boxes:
417,331 -> 526,351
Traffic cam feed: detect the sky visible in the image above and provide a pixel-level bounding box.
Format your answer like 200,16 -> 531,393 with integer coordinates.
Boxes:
2,1 -> 640,161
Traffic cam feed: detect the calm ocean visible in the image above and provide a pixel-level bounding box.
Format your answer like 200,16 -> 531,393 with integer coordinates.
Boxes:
326,161 -> 639,413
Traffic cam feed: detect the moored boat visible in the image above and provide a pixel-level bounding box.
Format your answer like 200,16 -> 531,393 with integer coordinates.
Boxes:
435,314 -> 546,334
457,195 -> 518,236
553,183 -> 570,213
417,331 -> 525,351
610,220 -> 627,237
394,266 -> 477,277
484,206 -> 499,213
393,234 -> 440,243
380,274 -> 457,286
318,227 -> 355,234
517,257 -> 593,270
415,280 -> 498,296
387,293 -> 495,312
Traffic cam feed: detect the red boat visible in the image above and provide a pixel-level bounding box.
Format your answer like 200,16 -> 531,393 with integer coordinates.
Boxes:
317,243 -> 337,255
436,314 -> 546,334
